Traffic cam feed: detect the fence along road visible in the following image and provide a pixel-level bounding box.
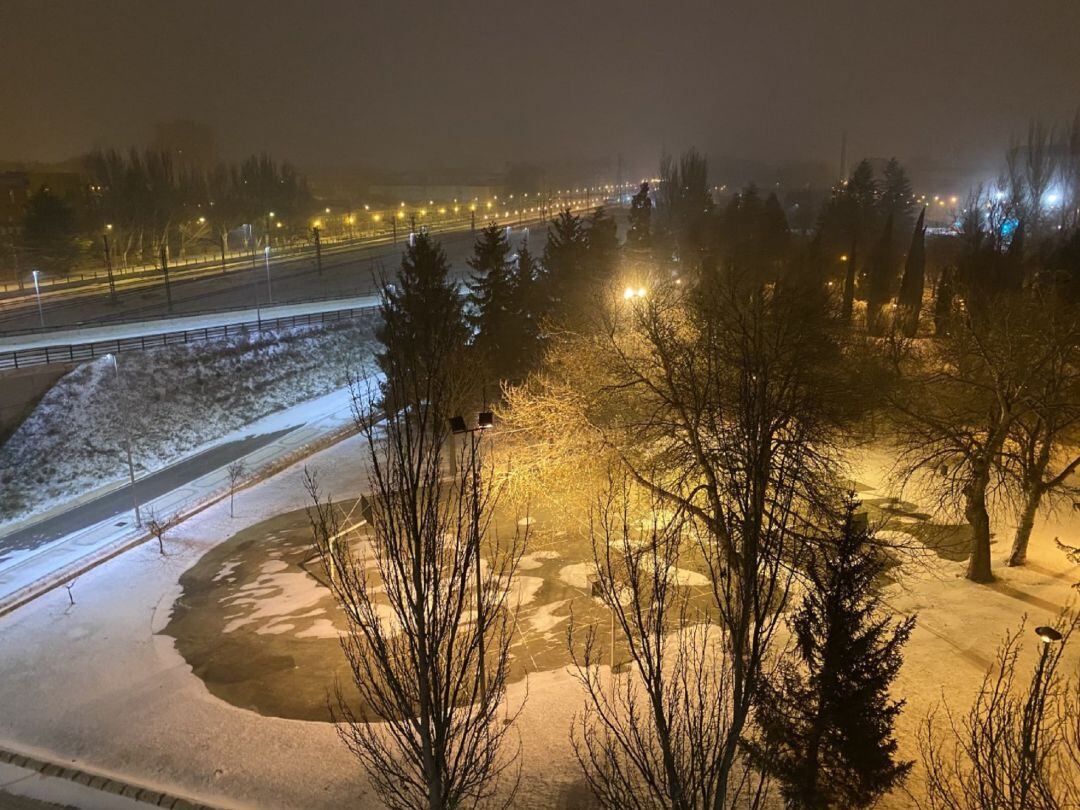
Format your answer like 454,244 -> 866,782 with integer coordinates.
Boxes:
0,296 -> 379,371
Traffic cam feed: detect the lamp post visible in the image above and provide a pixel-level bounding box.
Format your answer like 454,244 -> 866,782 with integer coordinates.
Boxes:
107,354 -> 141,527
31,269 -> 44,327
102,228 -> 117,303
312,225 -> 323,276
263,246 -> 274,305
450,409 -> 495,702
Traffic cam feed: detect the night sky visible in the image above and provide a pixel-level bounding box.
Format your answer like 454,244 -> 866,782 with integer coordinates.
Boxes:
3,0 -> 1079,176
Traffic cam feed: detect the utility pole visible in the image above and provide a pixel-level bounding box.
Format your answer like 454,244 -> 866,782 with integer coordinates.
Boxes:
160,244 -> 173,312
109,354 -> 141,527
392,216 -> 397,244
220,234 -> 228,274
840,130 -> 848,182
263,246 -> 274,304
312,226 -> 323,276
102,232 -> 117,303
470,210 -> 476,234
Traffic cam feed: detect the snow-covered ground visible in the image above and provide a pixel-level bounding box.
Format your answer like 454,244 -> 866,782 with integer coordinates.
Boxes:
0,318 -> 377,528
0,433 -> 1075,809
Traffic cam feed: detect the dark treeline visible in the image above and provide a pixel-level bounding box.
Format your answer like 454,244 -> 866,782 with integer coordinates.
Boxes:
15,149 -> 312,275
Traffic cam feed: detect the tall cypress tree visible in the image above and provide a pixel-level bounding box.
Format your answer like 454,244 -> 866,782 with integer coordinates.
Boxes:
627,181 -> 652,246
865,212 -> 894,335
376,231 -> 467,409
747,498 -> 915,809
897,207 -> 926,337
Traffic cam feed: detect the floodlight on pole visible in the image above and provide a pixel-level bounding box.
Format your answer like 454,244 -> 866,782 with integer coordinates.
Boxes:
263,245 -> 273,304
31,269 -> 44,327
106,353 -> 141,527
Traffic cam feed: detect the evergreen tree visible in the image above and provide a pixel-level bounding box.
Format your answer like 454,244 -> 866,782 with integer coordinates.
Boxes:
818,160 -> 878,324
541,208 -> 589,321
585,205 -> 619,280
466,223 -> 531,386
896,207 -> 926,337
747,498 -> 915,809
879,158 -> 914,228
507,243 -> 543,378
865,212 -> 895,335
626,181 -> 652,246
376,231 -> 467,409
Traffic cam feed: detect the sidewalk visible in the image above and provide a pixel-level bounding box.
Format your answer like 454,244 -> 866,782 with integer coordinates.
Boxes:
0,384 -> 365,616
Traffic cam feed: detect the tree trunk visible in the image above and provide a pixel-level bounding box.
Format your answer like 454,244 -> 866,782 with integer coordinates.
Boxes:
964,471 -> 994,582
1008,483 -> 1042,567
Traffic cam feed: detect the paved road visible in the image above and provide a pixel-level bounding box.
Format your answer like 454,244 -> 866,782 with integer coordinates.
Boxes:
0,214 -> 560,334
0,425 -> 299,564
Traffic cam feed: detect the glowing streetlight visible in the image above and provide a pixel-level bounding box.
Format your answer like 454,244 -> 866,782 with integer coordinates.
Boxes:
31,268 -> 44,327
105,353 -> 141,527
263,246 -> 273,304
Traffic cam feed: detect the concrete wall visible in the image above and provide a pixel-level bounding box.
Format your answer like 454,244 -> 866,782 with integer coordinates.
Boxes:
0,365 -> 70,442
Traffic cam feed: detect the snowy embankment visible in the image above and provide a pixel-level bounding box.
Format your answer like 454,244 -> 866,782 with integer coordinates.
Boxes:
0,318 -> 378,527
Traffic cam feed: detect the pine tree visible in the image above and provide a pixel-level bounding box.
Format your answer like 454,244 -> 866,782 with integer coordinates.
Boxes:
376,231 -> 467,409
541,208 -> 588,321
865,212 -> 894,335
466,222 -> 525,385
585,205 -> 619,280
627,181 -> 652,246
879,158 -> 914,227
747,498 -> 915,809
896,207 -> 926,337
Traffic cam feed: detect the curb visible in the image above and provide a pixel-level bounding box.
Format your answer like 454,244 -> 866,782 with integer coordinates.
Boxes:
0,745 -> 220,809
0,419 -> 358,618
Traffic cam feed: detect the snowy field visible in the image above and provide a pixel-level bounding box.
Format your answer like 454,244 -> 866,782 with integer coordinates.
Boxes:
0,435 -> 1075,809
0,318 -> 377,529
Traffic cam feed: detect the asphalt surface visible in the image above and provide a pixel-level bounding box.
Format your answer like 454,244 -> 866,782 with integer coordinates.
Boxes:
0,425 -> 299,563
0,220 -> 547,334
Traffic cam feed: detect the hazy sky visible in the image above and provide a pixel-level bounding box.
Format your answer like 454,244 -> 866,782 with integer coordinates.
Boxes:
2,0 -> 1079,176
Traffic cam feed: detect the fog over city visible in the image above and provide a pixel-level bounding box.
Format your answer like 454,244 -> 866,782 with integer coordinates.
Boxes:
1,3 -> 1079,809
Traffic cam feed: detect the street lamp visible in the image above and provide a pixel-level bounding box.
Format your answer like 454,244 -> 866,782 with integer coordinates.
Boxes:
263,246 -> 274,305
31,268 -> 44,327
449,409 -> 494,701
1034,625 -> 1063,644
106,354 -> 141,527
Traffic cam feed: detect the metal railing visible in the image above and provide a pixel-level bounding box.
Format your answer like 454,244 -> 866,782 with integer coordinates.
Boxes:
0,304 -> 378,371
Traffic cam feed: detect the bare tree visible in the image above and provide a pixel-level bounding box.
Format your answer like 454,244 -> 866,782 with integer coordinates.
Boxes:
144,506 -> 178,555
919,612 -> 1080,809
889,295 -> 1059,582
507,267 -> 848,804
306,355 -> 524,810
1002,301 -> 1080,565
568,478 -> 760,810
227,460 -> 247,518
